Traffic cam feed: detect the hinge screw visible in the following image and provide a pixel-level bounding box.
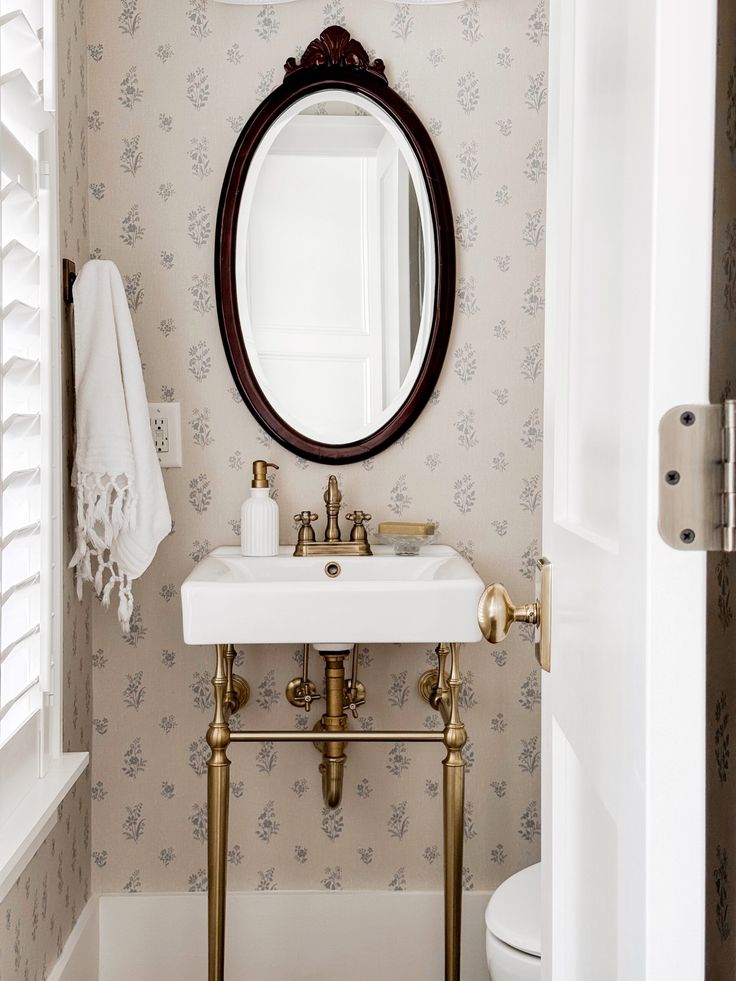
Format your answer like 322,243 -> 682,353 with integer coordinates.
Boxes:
680,411 -> 696,427
665,470 -> 681,485
680,528 -> 696,544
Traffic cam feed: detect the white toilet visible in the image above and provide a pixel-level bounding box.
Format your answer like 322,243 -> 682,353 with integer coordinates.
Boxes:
485,863 -> 541,980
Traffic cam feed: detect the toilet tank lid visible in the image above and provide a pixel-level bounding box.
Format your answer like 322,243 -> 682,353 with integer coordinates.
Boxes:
485,863 -> 541,957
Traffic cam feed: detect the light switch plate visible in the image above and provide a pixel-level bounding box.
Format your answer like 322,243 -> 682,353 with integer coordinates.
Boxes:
149,402 -> 182,468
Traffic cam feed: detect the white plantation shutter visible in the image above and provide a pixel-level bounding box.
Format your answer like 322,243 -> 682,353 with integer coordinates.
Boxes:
0,0 -> 58,751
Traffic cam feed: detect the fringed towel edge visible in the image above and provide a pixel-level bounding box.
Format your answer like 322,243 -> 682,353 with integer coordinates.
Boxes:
69,471 -> 137,632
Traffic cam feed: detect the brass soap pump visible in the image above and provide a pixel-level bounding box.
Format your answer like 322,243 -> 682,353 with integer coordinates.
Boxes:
241,460 -> 279,556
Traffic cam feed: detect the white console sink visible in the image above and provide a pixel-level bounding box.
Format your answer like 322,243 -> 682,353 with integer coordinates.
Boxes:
181,545 -> 484,645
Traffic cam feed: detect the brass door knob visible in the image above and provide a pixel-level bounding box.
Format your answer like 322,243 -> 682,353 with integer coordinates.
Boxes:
477,558 -> 552,671
478,584 -> 538,643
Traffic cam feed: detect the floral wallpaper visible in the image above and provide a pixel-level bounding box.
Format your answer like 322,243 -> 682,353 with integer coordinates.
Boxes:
0,775 -> 91,981
0,0 -> 93,977
707,0 -> 736,975
86,0 -> 548,895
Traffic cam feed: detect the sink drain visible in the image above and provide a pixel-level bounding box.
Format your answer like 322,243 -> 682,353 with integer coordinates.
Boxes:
324,561 -> 342,579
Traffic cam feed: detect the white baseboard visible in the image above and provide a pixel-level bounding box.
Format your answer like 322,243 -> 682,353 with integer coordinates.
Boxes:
48,896 -> 99,981
52,889 -> 491,981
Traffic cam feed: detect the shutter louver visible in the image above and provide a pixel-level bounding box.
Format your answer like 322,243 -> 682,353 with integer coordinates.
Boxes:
0,0 -> 52,741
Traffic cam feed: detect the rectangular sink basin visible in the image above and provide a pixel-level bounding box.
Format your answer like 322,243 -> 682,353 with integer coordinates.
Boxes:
181,545 -> 484,645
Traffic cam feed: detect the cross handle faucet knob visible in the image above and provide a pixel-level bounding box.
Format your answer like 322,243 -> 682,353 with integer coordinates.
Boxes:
346,510 -> 371,525
346,511 -> 371,544
294,511 -> 319,525
294,511 -> 319,544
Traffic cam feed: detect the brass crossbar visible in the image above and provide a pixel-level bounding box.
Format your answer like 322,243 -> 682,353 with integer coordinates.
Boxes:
229,729 -> 444,743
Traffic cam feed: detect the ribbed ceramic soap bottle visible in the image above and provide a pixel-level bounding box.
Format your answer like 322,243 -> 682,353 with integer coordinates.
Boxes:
241,460 -> 279,556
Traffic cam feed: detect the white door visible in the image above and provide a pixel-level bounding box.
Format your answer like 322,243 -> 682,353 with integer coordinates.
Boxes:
542,2 -> 717,979
245,115 -> 384,441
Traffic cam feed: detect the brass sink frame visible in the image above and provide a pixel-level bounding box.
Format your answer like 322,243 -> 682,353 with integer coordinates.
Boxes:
205,641 -> 467,981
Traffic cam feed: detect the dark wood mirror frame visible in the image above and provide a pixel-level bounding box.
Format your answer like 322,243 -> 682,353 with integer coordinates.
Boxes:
215,26 -> 455,464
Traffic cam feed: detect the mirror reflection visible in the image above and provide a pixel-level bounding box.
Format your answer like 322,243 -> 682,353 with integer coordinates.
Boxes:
235,92 -> 434,445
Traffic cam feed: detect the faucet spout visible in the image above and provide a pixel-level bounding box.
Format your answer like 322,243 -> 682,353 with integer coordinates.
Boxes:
324,474 -> 342,542
325,474 -> 340,504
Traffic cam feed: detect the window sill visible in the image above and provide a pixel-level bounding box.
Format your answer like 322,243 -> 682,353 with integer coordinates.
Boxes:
0,751 -> 88,904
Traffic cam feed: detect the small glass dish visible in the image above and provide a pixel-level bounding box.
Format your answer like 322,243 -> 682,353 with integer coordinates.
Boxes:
377,522 -> 436,555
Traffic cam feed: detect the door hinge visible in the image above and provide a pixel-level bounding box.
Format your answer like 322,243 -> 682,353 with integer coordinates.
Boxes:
659,400 -> 736,551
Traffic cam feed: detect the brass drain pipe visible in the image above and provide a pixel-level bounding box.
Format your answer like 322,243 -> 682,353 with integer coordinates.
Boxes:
317,651 -> 349,808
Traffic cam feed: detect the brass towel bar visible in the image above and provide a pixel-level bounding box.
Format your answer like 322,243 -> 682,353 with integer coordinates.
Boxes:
230,729 -> 444,743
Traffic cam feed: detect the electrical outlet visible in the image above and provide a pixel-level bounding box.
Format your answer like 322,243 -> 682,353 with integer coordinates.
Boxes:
152,414 -> 169,454
149,402 -> 182,468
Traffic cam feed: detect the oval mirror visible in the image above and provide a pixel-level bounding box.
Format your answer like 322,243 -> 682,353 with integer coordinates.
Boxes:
216,27 -> 455,463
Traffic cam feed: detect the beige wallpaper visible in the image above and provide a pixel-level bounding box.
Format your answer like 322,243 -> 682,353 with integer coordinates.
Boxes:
0,0 -> 93,977
707,0 -> 736,975
86,0 -> 547,895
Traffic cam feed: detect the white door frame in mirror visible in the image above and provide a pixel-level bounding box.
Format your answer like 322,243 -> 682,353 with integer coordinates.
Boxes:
234,89 -> 436,446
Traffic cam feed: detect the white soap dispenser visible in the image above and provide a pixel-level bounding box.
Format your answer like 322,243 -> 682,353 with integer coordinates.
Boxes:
241,460 -> 279,556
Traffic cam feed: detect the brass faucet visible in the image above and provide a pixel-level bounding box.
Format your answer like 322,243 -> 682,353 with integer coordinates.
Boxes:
293,475 -> 372,556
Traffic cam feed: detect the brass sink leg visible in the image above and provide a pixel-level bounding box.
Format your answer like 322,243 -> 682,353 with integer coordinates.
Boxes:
442,642 -> 466,981
419,641 -> 467,979
207,644 -> 234,981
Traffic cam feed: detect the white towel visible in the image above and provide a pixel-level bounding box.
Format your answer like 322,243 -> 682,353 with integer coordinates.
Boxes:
69,259 -> 171,631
